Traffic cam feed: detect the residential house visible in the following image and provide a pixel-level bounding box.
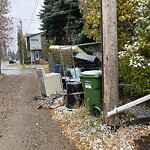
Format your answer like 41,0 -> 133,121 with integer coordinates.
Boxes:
26,32 -> 46,64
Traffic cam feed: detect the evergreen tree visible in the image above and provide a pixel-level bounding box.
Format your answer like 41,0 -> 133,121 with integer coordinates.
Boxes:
17,29 -> 28,65
39,0 -> 85,45
17,31 -> 23,65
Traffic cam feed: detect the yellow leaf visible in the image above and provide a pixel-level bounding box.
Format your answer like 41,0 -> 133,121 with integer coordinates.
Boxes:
82,142 -> 86,145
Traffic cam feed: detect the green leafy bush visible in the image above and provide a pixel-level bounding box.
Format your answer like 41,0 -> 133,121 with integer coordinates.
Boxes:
119,49 -> 150,97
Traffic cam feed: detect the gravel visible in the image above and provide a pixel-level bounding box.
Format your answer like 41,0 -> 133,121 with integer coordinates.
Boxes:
0,74 -> 77,150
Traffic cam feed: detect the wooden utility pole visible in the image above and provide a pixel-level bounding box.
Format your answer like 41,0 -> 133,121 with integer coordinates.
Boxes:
101,0 -> 119,125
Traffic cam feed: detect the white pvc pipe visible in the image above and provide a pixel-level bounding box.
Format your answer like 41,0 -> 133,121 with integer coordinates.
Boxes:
107,94 -> 150,118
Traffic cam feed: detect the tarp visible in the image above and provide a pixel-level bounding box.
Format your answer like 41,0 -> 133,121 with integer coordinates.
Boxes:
50,45 -> 86,54
73,53 -> 101,71
73,53 -> 97,62
49,45 -> 86,66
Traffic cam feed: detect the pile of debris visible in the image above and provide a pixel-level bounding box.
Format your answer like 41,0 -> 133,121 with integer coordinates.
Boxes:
34,93 -> 150,150
35,93 -> 66,109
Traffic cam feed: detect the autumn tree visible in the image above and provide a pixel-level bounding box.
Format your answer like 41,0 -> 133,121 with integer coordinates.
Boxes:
79,0 -> 150,96
79,0 -> 100,42
118,0 -> 150,96
0,0 -> 12,73
79,0 -> 150,53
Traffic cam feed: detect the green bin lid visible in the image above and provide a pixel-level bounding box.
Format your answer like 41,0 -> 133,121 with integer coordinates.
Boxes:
81,70 -> 102,77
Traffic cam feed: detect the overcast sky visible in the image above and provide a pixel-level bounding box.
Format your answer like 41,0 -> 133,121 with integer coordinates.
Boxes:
9,0 -> 44,51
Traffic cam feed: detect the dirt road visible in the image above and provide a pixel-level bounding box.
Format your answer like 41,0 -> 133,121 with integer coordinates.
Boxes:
0,74 -> 77,150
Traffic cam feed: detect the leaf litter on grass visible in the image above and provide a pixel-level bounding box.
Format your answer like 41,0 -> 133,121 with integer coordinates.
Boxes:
36,94 -> 150,149
52,106 -> 150,150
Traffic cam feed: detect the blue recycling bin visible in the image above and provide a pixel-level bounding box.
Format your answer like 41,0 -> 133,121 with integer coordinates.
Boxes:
55,64 -> 60,73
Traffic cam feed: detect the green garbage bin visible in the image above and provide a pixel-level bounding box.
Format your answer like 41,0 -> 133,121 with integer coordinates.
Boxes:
80,70 -> 102,116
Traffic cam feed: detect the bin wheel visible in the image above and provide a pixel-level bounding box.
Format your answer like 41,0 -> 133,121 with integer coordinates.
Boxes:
92,106 -> 101,117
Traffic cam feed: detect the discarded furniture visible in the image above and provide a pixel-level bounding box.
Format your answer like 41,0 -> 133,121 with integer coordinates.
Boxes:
36,68 -> 62,97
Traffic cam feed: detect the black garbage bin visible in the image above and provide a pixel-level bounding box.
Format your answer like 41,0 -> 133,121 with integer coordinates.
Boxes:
66,82 -> 84,109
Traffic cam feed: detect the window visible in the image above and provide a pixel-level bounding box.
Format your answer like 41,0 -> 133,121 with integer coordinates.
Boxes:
31,39 -> 39,42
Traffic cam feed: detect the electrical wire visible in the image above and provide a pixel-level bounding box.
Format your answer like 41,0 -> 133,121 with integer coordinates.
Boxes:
13,18 -> 39,23
25,0 -> 40,33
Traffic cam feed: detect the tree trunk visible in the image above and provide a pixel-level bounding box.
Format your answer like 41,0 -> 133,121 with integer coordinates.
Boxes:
101,0 -> 119,125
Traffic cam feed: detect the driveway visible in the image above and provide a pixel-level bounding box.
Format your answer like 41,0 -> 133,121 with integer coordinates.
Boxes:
1,61 -> 37,75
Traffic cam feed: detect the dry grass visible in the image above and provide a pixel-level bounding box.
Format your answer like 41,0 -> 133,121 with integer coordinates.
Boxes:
39,58 -> 47,65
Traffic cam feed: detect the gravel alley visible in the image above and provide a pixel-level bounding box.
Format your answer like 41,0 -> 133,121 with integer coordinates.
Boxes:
0,74 -> 77,150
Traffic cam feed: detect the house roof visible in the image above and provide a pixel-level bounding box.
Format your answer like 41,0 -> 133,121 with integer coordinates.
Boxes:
25,33 -> 33,37
25,31 -> 45,38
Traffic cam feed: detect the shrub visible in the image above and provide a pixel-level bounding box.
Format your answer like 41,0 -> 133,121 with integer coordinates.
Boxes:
118,50 -> 150,97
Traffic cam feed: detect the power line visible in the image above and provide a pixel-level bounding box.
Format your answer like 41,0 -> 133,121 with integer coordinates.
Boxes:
13,18 -> 39,23
25,0 -> 40,34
